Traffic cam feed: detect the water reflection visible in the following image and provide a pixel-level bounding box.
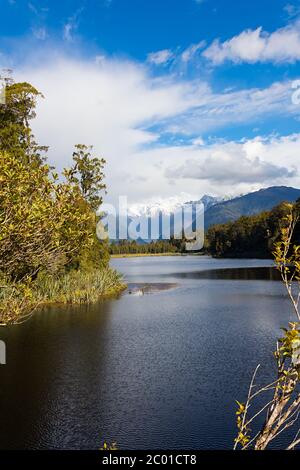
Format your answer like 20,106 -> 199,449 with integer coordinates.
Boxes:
0,257 -> 294,450
169,266 -> 281,281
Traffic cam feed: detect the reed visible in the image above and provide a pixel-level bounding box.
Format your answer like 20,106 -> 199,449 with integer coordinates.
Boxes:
0,268 -> 126,325
35,268 -> 126,304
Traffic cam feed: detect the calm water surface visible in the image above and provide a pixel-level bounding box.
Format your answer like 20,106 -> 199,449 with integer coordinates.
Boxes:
0,256 -> 295,449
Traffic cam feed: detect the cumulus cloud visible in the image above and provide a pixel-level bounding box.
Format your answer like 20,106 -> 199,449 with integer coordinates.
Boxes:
17,54 -> 202,203
203,21 -> 300,64
12,52 -> 300,204
165,140 -> 296,184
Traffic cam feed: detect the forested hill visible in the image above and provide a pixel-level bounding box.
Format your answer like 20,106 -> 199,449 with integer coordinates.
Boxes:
204,186 -> 300,229
206,200 -> 300,258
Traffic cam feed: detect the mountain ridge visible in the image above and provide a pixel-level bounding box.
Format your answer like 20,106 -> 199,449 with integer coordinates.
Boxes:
204,186 -> 300,229
115,186 -> 300,241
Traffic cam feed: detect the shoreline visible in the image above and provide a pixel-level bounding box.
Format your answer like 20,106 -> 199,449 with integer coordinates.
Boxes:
110,252 -> 204,259
0,283 -> 127,327
111,252 -> 182,258
111,252 -> 273,260
0,268 -> 127,326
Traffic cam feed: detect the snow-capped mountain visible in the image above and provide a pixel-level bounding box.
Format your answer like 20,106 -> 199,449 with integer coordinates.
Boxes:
108,187 -> 300,242
115,193 -> 224,242
185,194 -> 223,211
128,193 -> 222,218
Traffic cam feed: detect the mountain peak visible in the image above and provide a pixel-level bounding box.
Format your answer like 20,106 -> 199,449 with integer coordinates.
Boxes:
204,186 -> 300,229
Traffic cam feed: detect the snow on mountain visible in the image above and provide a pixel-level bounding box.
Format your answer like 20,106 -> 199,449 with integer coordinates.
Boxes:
128,193 -> 222,217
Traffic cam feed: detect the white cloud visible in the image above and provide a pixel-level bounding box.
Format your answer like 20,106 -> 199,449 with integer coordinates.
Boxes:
147,42 -> 206,66
193,137 -> 205,146
17,54 -> 202,204
203,21 -> 300,64
129,133 -> 300,201
63,24 -> 73,42
165,138 -> 297,184
181,41 -> 206,63
63,8 -> 83,42
33,27 -> 47,41
163,80 -> 299,135
13,52 -> 300,205
284,3 -> 300,19
147,49 -> 174,65
28,2 -> 38,15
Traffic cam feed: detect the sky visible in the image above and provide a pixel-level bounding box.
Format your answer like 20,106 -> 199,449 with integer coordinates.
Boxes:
1,0 -> 300,207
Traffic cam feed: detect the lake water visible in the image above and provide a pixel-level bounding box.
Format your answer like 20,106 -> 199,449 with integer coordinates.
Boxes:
0,256 -> 296,450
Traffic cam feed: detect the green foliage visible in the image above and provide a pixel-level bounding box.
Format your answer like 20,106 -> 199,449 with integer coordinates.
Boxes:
0,276 -> 39,325
204,186 -> 300,230
0,76 -> 120,324
34,268 -> 125,304
0,151 -> 95,280
0,269 -> 125,324
65,144 -> 106,211
278,323 -> 300,362
235,399 -> 250,447
0,81 -> 47,165
100,441 -> 118,451
206,201 -> 299,258
234,203 -> 300,450
109,237 -> 185,255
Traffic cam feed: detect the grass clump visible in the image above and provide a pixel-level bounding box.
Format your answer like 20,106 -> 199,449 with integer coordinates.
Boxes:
35,268 -> 126,304
0,269 -> 126,325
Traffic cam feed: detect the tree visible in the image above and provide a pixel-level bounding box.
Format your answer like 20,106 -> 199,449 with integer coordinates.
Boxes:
0,151 -> 94,281
63,145 -> 109,270
206,202 -> 294,259
234,202 -> 300,450
0,81 -> 47,165
65,144 -> 106,211
0,77 -> 119,325
0,77 -> 109,279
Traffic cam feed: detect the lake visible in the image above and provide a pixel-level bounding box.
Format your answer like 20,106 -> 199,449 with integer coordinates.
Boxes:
0,256 -> 295,449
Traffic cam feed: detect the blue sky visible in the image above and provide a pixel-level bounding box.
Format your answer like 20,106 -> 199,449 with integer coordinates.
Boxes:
1,0 -> 300,205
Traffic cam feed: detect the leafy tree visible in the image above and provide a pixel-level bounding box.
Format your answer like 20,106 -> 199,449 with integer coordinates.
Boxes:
63,145 -> 109,270
206,202 -> 298,258
0,77 -> 114,324
234,203 -> 300,450
0,81 -> 47,165
65,144 -> 106,211
109,239 -> 180,255
0,151 -> 94,280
